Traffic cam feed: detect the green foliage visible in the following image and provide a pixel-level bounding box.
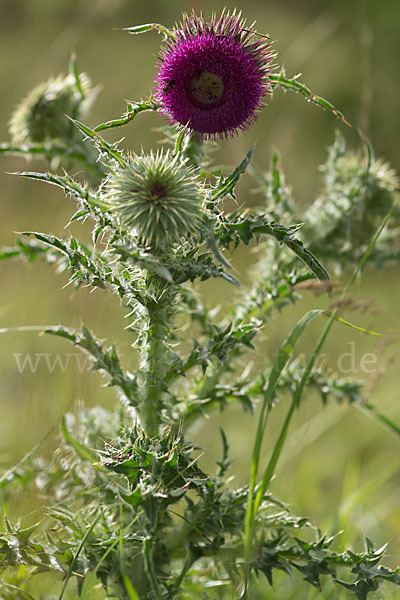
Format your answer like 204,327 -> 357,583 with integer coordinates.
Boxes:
270,69 -> 351,126
8,72 -> 94,146
1,13 -> 400,600
46,325 -> 139,408
303,132 -> 400,270
93,99 -> 159,133
2,58 -> 102,178
1,405 -> 399,599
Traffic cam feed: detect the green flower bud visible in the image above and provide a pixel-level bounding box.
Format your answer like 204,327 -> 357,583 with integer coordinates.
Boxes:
304,133 -> 399,262
104,150 -> 203,250
9,72 -> 96,145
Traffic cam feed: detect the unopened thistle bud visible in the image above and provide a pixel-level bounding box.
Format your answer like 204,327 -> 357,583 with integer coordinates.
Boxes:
9,72 -> 96,145
305,133 -> 400,261
104,151 -> 203,250
154,9 -> 276,141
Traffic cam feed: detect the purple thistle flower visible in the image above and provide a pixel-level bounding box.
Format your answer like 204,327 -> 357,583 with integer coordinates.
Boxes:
154,9 -> 276,141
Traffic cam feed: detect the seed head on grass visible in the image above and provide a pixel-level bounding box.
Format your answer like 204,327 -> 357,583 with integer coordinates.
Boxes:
154,9 -> 276,141
104,150 -> 203,250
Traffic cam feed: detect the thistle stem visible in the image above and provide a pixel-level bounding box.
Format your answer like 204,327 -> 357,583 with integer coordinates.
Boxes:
140,278 -> 172,436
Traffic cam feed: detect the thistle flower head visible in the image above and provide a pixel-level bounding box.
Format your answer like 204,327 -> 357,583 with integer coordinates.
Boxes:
104,150 -> 203,250
9,72 -> 96,145
154,9 -> 276,141
304,133 -> 400,265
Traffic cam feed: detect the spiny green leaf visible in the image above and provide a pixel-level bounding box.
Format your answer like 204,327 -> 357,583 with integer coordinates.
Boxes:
2,142 -> 76,160
217,214 -> 330,289
19,231 -> 143,303
45,325 -> 138,406
165,249 -> 240,287
205,231 -> 234,270
2,141 -> 105,177
117,22 -> 174,40
21,231 -> 67,254
69,117 -> 125,165
61,416 -> 98,462
94,99 -> 159,132
114,246 -> 172,282
68,53 -> 85,98
249,151 -> 296,220
13,170 -> 93,201
12,170 -> 114,229
283,236 -> 330,289
0,238 -> 50,262
216,427 -> 230,477
270,69 -> 351,126
212,147 -> 255,201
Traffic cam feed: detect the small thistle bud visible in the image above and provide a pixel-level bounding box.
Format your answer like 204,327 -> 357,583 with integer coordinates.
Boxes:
9,72 -> 96,145
304,133 -> 400,263
154,9 -> 276,140
104,151 -> 203,250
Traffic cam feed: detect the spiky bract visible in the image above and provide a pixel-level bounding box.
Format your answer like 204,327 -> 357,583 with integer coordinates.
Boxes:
154,9 -> 276,141
9,73 -> 96,145
105,151 -> 203,250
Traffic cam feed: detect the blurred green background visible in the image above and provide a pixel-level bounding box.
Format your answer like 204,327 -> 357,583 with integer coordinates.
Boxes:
1,0 -> 399,597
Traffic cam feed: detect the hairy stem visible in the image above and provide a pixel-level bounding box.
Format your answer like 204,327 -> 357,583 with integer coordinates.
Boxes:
140,277 -> 173,436
143,538 -> 162,600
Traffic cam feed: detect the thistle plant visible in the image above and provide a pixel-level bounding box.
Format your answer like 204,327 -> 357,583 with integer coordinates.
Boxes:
1,8 -> 400,600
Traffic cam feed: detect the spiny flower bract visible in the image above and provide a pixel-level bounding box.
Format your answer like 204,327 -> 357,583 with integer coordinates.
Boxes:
154,9 -> 276,141
9,72 -> 96,145
104,151 -> 203,250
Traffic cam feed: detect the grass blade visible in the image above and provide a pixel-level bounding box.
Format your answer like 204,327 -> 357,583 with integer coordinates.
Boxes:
244,309 -> 324,572
0,585 -> 38,600
336,316 -> 382,336
80,514 -> 139,600
243,194 -> 398,595
58,505 -> 117,600
344,198 -> 399,293
360,403 -> 400,438
122,576 -> 140,600
253,309 -> 337,515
